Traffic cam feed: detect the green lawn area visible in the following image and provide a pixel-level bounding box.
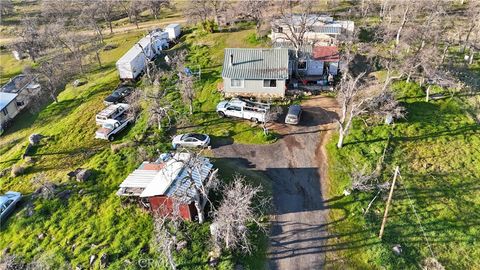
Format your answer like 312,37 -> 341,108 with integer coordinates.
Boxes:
325,81 -> 480,269
0,24 -> 273,268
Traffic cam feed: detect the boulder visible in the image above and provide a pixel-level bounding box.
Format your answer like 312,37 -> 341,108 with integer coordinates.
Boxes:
100,253 -> 108,268
38,233 -> 45,240
392,244 -> 402,256
73,79 -> 87,87
76,169 -> 91,182
29,134 -> 43,145
176,240 -> 188,251
89,254 -> 97,266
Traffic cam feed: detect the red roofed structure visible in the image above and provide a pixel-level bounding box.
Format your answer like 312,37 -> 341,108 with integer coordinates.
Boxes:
312,46 -> 340,62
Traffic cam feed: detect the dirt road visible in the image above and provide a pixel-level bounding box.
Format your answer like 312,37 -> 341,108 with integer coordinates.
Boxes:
213,96 -> 339,270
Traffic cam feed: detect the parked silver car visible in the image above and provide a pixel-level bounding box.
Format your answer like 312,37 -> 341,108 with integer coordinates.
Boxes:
0,191 -> 22,223
172,133 -> 210,149
285,104 -> 302,125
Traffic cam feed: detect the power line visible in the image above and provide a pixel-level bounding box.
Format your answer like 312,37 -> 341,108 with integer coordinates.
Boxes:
398,171 -> 435,258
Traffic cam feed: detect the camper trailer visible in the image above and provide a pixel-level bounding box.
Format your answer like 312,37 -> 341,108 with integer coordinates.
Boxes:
164,24 -> 181,40
116,31 -> 169,80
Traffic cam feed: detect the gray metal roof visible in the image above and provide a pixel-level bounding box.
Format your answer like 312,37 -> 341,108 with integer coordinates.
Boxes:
222,48 -> 290,80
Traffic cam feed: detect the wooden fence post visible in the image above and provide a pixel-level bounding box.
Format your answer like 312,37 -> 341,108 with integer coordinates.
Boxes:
379,166 -> 400,239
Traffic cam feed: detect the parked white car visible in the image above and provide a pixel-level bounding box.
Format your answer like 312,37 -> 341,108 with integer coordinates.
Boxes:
172,133 -> 210,149
0,191 -> 22,223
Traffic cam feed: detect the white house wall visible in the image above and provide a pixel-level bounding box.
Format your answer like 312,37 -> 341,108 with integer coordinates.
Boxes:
223,78 -> 286,98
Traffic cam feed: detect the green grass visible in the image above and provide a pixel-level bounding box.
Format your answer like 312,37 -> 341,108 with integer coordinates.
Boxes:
0,23 -> 273,269
325,81 -> 480,269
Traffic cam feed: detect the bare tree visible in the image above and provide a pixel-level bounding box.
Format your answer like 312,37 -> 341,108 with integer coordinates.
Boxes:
272,0 -> 320,56
184,0 -> 212,31
211,176 -> 268,254
0,0 -> 14,16
125,88 -> 143,121
98,0 -> 120,34
146,0 -> 170,20
16,17 -> 44,62
172,151 -> 219,224
121,0 -> 145,29
36,56 -> 75,103
153,204 -> 182,270
336,72 -> 371,148
145,87 -> 174,130
237,0 -> 270,35
80,2 -> 105,43
262,106 -> 282,135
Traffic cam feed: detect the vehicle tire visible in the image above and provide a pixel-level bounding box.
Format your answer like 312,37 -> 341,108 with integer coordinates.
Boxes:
218,111 -> 226,117
251,118 -> 259,123
108,135 -> 114,141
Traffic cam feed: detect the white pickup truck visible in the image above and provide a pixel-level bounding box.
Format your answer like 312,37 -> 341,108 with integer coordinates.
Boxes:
95,117 -> 133,141
95,103 -> 130,125
216,99 -> 269,123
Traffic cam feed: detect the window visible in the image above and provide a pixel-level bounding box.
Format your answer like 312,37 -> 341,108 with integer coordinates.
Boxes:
297,60 -> 307,70
230,79 -> 244,88
263,79 -> 277,88
227,106 -> 241,111
277,27 -> 283,33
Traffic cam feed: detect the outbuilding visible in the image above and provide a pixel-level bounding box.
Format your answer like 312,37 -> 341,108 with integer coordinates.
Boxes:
164,24 -> 181,40
117,153 -> 214,221
0,92 -> 20,133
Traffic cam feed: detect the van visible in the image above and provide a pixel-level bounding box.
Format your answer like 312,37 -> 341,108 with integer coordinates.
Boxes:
285,104 -> 302,125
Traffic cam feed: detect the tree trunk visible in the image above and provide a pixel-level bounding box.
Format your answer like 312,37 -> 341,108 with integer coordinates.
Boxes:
167,245 -> 176,270
50,92 -> 58,103
337,129 -> 345,148
426,85 -> 431,102
462,24 -> 475,53
469,49 -> 475,65
96,51 -> 102,67
395,6 -> 409,46
108,21 -> 113,34
441,44 -> 450,64
189,101 -> 193,115
195,200 -> 205,224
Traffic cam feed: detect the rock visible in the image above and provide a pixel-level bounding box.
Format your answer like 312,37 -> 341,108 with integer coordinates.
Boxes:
343,189 -> 351,196
75,264 -> 83,270
57,190 -> 72,201
73,79 -> 87,87
392,244 -> 402,255
89,254 -> 97,266
38,233 -> 45,240
72,244 -> 77,252
78,189 -> 84,195
76,169 -> 91,182
176,240 -> 188,251
100,253 -> 108,268
24,156 -> 35,164
208,256 -> 219,267
29,133 -> 43,145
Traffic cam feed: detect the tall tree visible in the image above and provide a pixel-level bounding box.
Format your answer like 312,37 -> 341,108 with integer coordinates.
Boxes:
237,0 -> 270,35
16,17 -> 44,62
146,0 -> 170,20
211,176 -> 268,253
98,0 -> 119,34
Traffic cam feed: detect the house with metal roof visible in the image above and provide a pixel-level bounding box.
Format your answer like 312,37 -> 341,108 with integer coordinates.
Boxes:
221,48 -> 290,98
270,14 -> 354,46
0,92 -> 20,133
117,152 -> 214,220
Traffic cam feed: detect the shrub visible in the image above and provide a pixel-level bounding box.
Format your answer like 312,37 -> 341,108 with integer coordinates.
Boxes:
11,164 -> 25,177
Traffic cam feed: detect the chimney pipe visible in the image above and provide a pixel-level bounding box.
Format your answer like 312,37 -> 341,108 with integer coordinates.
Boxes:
230,53 -> 234,66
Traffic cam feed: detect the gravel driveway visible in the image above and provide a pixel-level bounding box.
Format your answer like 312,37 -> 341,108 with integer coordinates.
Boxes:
213,96 -> 339,270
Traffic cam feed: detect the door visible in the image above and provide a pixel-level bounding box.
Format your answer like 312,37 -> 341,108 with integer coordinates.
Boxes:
226,105 -> 243,118
307,60 -> 324,75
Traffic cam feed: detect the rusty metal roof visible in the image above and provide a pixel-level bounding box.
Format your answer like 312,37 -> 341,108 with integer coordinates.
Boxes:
222,48 -> 290,80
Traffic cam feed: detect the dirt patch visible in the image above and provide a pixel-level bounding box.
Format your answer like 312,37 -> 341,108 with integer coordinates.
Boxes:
213,95 -> 340,270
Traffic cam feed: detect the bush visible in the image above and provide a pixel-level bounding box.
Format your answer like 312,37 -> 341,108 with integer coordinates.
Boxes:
11,164 -> 25,177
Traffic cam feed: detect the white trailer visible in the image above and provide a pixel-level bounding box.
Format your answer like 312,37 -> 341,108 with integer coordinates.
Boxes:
164,24 -> 181,40
116,31 -> 169,80
216,98 -> 270,123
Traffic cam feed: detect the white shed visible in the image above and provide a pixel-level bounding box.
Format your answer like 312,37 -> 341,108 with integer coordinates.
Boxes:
164,24 -> 181,40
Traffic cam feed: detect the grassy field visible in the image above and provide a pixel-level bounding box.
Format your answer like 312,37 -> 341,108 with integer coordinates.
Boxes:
325,81 -> 480,269
0,21 -> 274,269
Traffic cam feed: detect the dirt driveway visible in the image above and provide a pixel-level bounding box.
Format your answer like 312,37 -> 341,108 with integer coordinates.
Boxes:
213,96 -> 339,270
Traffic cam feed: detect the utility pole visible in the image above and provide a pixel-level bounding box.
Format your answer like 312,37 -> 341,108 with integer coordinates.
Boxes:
379,166 -> 400,239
